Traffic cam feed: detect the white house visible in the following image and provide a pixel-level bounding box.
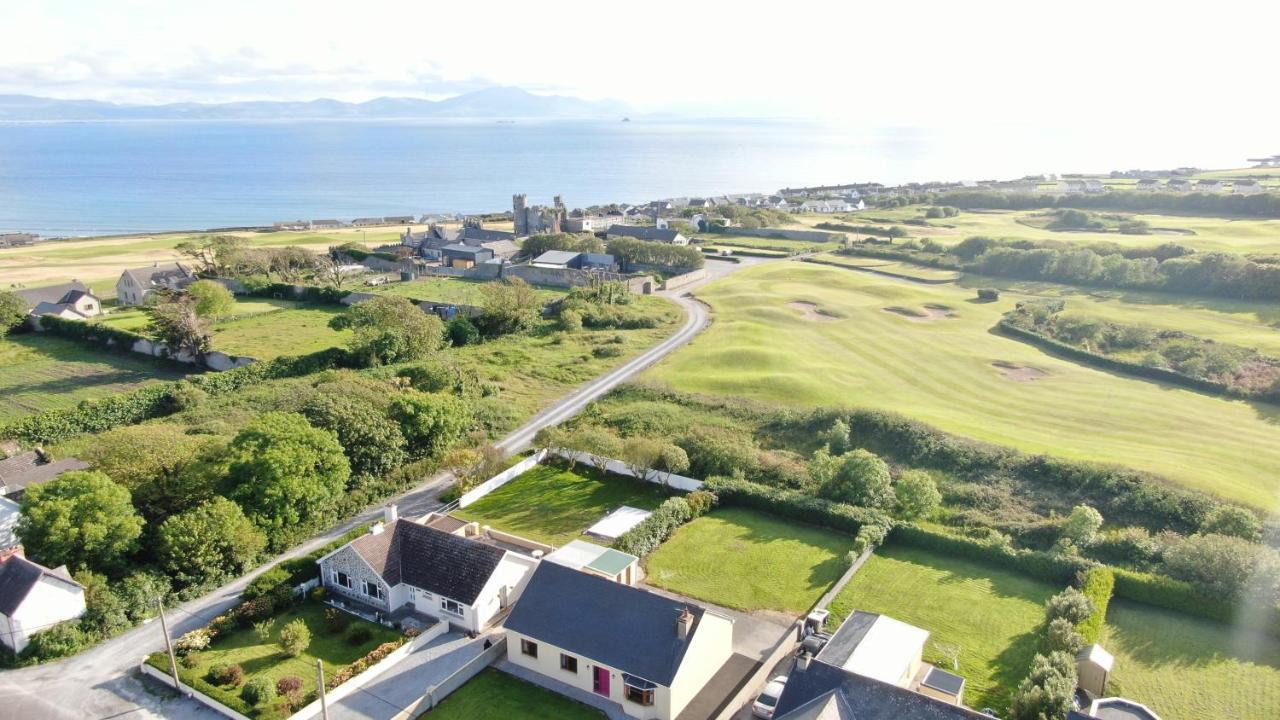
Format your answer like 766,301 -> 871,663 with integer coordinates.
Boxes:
316,511 -> 537,634
0,554 -> 86,654
1233,180 -> 1265,195
115,262 -> 198,306
607,225 -> 690,246
0,497 -> 20,552
1194,179 -> 1224,193
815,611 -> 967,706
1135,178 -> 1162,192
504,561 -> 734,720
14,282 -> 101,319
797,199 -> 859,213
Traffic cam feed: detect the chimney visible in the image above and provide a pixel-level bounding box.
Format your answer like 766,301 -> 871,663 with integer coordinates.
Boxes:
796,652 -> 812,671
384,505 -> 398,524
676,607 -> 693,641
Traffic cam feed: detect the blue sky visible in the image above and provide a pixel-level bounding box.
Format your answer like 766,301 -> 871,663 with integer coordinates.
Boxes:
1,0 -> 1277,131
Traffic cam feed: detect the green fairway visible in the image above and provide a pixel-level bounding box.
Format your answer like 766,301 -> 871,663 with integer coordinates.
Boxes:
647,262 -> 1280,508
211,305 -> 351,359
0,334 -> 189,422
645,508 -> 853,614
826,544 -> 1054,711
454,462 -> 665,547
1102,600 -> 1280,720
368,276 -> 565,305
813,253 -> 962,282
421,669 -> 604,719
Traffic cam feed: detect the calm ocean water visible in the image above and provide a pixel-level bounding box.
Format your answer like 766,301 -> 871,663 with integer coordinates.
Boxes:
0,118 -> 1262,237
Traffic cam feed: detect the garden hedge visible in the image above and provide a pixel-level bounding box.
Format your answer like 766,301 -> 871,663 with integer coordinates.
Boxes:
704,476 -> 893,552
36,314 -> 151,355
889,522 -> 1091,586
614,496 -> 697,557
1075,566 -> 1115,644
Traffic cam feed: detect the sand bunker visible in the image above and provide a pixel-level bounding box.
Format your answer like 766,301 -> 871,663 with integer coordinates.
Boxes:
788,301 -> 841,322
883,305 -> 956,322
992,361 -> 1049,382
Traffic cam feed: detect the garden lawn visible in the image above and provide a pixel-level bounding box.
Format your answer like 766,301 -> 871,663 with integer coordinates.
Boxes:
644,508 -> 852,615
370,276 -> 565,305
826,544 -> 1056,712
211,306 -> 351,359
421,668 -> 603,719
95,298 -> 306,333
646,262 -> 1280,509
152,600 -> 401,719
453,462 -> 666,547
0,334 -> 189,422
1102,600 -> 1280,720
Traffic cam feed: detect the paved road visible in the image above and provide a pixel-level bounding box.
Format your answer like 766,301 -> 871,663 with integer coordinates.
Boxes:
0,258 -> 765,719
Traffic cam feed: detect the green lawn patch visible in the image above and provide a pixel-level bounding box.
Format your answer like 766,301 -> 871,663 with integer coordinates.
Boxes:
0,334 -> 189,422
1103,599 -> 1280,720
421,668 -> 603,719
149,600 -> 401,719
645,507 -> 853,614
370,276 -> 565,305
826,543 -> 1055,711
211,306 -> 351,359
453,462 -> 666,547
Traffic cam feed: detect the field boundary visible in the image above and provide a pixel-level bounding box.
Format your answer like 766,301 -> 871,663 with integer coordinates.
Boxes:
801,256 -> 959,284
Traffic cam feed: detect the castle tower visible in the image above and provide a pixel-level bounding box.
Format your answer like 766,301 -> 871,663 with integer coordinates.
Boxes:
513,194 -> 528,236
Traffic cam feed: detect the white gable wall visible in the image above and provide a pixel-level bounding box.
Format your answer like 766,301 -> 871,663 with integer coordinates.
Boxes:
474,553 -> 537,629
0,576 -> 86,653
669,611 -> 735,717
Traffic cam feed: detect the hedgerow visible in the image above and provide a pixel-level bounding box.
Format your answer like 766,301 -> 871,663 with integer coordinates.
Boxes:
705,476 -> 892,552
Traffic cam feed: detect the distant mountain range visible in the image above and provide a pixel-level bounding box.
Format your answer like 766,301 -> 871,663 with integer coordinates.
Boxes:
0,87 -> 631,121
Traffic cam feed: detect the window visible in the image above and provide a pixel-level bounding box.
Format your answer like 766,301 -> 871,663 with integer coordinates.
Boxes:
560,653 -> 578,673
362,581 -> 383,600
521,639 -> 538,658
333,571 -> 354,589
623,674 -> 656,707
441,598 -> 464,616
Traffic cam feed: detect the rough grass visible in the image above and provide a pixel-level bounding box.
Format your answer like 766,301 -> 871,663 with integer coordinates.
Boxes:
693,233 -> 830,253
94,298 -> 307,333
826,544 -> 1054,712
814,253 -> 962,281
1103,600 -> 1280,720
0,334 -> 189,422
453,462 -> 666,547
421,668 -> 603,719
150,600 -> 401,719
644,507 -> 853,615
369,276 -> 565,305
647,263 -> 1280,509
211,306 -> 351,359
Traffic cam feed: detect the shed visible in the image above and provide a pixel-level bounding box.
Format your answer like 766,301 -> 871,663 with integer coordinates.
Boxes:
441,243 -> 493,269
531,250 -> 582,269
1076,643 -> 1115,697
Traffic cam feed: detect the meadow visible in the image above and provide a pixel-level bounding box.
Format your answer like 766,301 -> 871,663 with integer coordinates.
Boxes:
368,276 -> 565,305
211,306 -> 351,359
646,262 -> 1280,508
0,334 -> 189,422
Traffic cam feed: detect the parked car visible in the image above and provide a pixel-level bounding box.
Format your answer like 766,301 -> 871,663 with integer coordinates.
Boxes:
752,675 -> 789,719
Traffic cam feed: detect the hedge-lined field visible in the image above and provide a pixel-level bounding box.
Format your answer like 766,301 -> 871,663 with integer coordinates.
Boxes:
647,263 -> 1280,508
0,334 -> 189,422
211,306 -> 351,359
369,276 -> 565,305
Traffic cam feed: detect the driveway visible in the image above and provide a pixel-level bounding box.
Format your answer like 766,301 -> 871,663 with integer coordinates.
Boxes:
325,632 -> 485,720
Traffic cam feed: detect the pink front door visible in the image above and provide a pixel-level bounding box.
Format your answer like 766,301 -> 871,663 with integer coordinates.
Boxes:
593,666 -> 610,696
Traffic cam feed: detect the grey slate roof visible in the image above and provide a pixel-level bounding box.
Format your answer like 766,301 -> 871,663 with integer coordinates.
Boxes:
609,225 -> 683,243
14,281 -> 89,309
459,227 -> 516,243
441,244 -> 492,259
347,520 -> 505,604
532,250 -> 581,266
0,555 -> 83,617
503,561 -> 705,686
121,262 -> 195,289
774,659 -> 988,720
0,452 -> 89,495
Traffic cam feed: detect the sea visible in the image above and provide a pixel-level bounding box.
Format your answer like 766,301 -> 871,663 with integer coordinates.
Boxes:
0,118 -> 1267,237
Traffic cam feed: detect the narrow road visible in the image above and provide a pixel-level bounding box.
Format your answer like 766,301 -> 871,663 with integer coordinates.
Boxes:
0,257 -> 765,719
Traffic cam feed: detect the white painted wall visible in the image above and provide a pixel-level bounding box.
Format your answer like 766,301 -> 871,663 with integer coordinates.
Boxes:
474,553 -> 538,629
669,611 -> 735,717
0,576 -> 86,653
458,449 -> 549,508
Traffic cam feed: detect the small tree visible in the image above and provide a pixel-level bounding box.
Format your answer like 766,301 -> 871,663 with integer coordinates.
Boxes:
186,279 -> 236,319
315,255 -> 349,290
654,444 -> 690,490
1044,617 -> 1084,655
253,619 -> 275,643
17,470 -> 144,573
390,392 -> 475,460
535,426 -> 587,470
819,449 -> 895,508
157,497 -> 266,585
1009,651 -> 1076,720
146,293 -> 213,357
818,418 -> 851,455
621,437 -> 666,483
477,278 -> 542,336
1061,504 -> 1103,546
1200,505 -> 1263,542
895,470 -> 941,520
0,290 -> 27,332
575,426 -> 623,471
330,295 -> 445,366
241,676 -> 276,706
278,618 -> 311,658
1044,588 -> 1095,625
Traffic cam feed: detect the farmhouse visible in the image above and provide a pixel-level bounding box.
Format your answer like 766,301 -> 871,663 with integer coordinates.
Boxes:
1233,179 -> 1265,195
316,511 -> 537,634
772,654 -> 987,720
14,282 -> 101,319
1194,179 -> 1224,193
0,450 -> 90,500
816,611 -> 967,706
115,262 -> 197,306
0,554 -> 87,654
504,561 -> 734,720
608,225 -> 690,246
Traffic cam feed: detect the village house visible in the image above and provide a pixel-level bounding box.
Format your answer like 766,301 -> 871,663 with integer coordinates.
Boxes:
772,653 -> 988,720
115,262 -> 197,306
440,244 -> 494,269
0,233 -> 37,248
309,219 -> 348,230
1166,179 -> 1191,192
351,217 -> 385,227
796,199 -> 861,213
0,450 -> 89,501
1135,178 -> 1162,192
14,282 -> 102,320
1194,179 -> 1224,193
400,223 -> 517,261
316,510 -> 538,634
0,554 -> 87,654
607,225 -> 690,246
1233,179 -> 1265,195
503,561 -> 734,720
815,611 -> 968,706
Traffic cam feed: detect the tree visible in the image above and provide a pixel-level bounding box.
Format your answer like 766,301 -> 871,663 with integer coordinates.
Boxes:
156,498 -> 267,585
314,255 -> 349,290
303,392 -> 408,487
446,316 -> 480,347
806,446 -> 841,490
80,424 -> 219,520
477,278 -> 542,336
1200,505 -> 1263,542
17,471 -> 144,573
894,470 -> 941,520
278,619 -> 311,657
443,444 -> 505,492
818,419 -> 851,454
1163,533 -> 1280,601
186,279 -> 236,319
819,449 -> 895,508
1044,588 -> 1094,625
677,427 -> 759,479
572,425 -> 623,470
535,426 -> 585,469
621,437 -> 666,483
175,235 -> 248,275
329,295 -> 445,366
390,392 -> 475,460
654,444 -> 690,490
146,293 -> 213,357
1044,617 -> 1083,655
0,290 -> 26,332
226,412 -> 350,534
1061,504 -> 1103,546
1009,652 -> 1077,720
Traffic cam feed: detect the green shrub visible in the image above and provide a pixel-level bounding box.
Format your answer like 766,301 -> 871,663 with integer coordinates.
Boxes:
1076,566 -> 1115,644
347,626 -> 373,646
241,676 -> 275,706
685,490 -> 718,517
1044,617 -> 1084,654
325,608 -> 351,634
20,622 -> 86,662
1045,587 -> 1095,625
705,476 -> 892,552
890,523 -> 1091,585
278,618 -> 312,657
209,663 -> 244,687
243,566 -> 292,600
614,497 -> 694,557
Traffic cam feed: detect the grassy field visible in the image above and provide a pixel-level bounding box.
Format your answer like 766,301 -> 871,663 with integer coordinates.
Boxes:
694,233 -> 834,253
453,462 -> 665,547
813,254 -> 962,282
644,508 -> 853,615
94,297 -> 307,332
368,276 -> 566,305
421,669 -> 603,719
647,262 -> 1280,508
826,544 -> 1054,711
1103,600 -> 1280,720
150,600 -> 402,719
0,334 -> 189,422
211,306 -> 351,359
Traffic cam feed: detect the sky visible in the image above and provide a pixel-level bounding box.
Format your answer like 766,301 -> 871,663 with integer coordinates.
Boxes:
0,0 -> 1278,131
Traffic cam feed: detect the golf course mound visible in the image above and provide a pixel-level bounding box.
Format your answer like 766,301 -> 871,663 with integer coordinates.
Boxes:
883,305 -> 955,322
788,301 -> 841,322
992,360 -> 1049,382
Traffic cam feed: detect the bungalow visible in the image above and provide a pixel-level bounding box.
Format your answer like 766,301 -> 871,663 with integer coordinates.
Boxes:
1166,179 -> 1191,192
115,262 -> 197,306
316,511 -> 537,634
1135,178 -> 1162,192
441,244 -> 494,269
772,654 -> 987,720
1195,179 -> 1224,193
309,219 -> 348,230
1234,179 -> 1265,195
816,611 -> 967,706
797,199 -> 859,213
351,217 -> 386,227
0,450 -> 89,500
273,220 -> 308,231
607,225 -> 690,246
530,251 -> 619,272
0,554 -> 87,654
504,561 -> 734,720
385,215 -> 416,225
14,283 -> 101,319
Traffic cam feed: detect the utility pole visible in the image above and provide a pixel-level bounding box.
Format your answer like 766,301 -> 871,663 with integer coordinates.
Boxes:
156,597 -> 181,692
316,658 -> 330,720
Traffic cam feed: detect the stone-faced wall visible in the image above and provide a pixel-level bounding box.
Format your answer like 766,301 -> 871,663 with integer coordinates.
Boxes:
319,546 -> 392,612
